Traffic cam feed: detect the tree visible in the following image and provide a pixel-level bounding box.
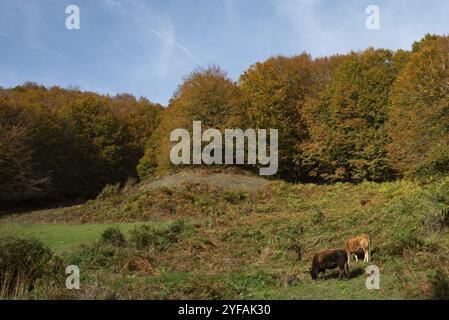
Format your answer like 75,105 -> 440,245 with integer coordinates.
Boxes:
0,84 -> 161,205
0,105 -> 49,206
388,34 -> 449,176
302,49 -> 397,182
60,96 -> 133,196
138,66 -> 241,178
238,54 -> 313,179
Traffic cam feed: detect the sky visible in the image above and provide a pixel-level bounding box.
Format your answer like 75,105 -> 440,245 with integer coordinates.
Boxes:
1,0 -> 449,106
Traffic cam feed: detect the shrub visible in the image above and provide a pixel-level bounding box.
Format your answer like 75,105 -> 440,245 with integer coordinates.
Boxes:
129,220 -> 186,250
100,228 -> 126,247
97,183 -> 121,199
428,270 -> 449,300
384,229 -> 423,256
415,147 -> 449,177
422,207 -> 449,235
441,207 -> 449,227
69,243 -> 154,274
222,190 -> 248,204
278,224 -> 303,260
0,237 -> 54,298
311,209 -> 324,225
69,244 -> 116,270
179,277 -> 241,300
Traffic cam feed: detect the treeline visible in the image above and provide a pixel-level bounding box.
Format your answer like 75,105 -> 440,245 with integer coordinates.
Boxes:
139,34 -> 449,182
0,84 -> 162,207
2,34 -> 449,208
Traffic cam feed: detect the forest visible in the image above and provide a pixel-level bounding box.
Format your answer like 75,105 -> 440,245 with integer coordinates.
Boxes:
2,34 -> 449,208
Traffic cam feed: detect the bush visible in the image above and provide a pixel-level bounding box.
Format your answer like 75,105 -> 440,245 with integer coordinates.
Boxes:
440,207 -> 449,227
415,147 -> 449,177
178,277 -> 241,300
422,207 -> 449,235
69,243 -> 154,274
428,270 -> 449,300
97,183 -> 121,199
277,224 -> 303,260
69,244 -> 117,270
100,228 -> 126,247
0,237 -> 54,298
129,220 -> 186,250
222,190 -> 248,204
384,229 -> 423,256
311,209 -> 324,225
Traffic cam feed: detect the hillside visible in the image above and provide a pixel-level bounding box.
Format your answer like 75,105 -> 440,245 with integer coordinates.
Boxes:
1,171 -> 449,299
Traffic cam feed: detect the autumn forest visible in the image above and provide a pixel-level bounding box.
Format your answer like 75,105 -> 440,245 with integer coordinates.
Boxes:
2,34 -> 449,208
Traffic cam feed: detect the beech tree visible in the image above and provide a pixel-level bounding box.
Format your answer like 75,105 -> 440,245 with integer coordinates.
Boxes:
302,49 -> 397,182
0,105 -> 49,206
388,34 -> 449,176
239,54 -> 313,179
0,84 -> 161,206
138,67 -> 241,178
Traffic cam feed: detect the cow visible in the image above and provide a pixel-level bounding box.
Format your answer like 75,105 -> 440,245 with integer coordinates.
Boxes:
345,234 -> 371,265
310,249 -> 349,280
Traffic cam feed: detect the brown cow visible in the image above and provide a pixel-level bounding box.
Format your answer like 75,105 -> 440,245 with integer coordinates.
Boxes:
345,234 -> 371,265
310,249 -> 349,280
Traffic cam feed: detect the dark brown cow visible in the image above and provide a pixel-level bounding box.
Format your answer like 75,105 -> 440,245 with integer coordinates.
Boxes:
310,249 -> 349,280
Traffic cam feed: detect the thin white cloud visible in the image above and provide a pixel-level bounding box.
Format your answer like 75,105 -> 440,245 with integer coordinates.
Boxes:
125,11 -> 201,65
102,0 -> 201,65
0,30 -> 71,61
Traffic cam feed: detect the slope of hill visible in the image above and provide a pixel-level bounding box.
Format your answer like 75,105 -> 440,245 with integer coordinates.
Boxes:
139,169 -> 269,192
1,171 -> 449,299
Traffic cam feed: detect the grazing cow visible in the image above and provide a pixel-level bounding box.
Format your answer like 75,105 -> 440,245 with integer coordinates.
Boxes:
310,249 -> 349,280
345,234 -> 371,265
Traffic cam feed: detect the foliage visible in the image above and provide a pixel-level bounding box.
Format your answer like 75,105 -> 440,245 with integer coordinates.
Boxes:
129,220 -> 187,250
100,227 -> 127,247
5,34 -> 449,207
0,236 -> 56,298
0,105 -> 50,206
97,183 -> 122,200
428,270 -> 449,300
239,54 -> 313,179
138,67 -> 241,177
302,48 -> 398,182
388,34 -> 449,177
0,84 -> 161,206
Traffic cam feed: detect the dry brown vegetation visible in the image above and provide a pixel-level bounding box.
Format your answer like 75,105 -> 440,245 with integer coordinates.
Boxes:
1,171 -> 449,299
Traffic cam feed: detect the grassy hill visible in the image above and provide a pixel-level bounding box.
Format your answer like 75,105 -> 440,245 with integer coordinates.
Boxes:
1,170 -> 449,299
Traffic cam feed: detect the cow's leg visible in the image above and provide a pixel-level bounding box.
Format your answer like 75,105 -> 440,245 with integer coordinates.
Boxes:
363,249 -> 368,263
354,253 -> 358,262
343,262 -> 348,279
322,270 -> 326,281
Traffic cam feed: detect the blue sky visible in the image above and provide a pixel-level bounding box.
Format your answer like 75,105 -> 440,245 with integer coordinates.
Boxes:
1,0 -> 449,105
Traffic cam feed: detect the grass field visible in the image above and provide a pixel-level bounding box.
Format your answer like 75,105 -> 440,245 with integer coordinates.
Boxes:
0,223 -> 145,254
1,171 -> 449,299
